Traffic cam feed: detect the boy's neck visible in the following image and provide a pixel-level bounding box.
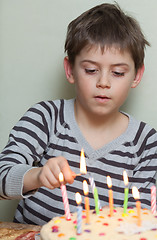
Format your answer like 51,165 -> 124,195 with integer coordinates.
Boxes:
74,100 -> 122,129
74,102 -> 129,149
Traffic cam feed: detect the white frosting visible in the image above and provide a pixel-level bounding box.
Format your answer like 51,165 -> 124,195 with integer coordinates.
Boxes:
116,220 -> 157,235
40,207 -> 157,240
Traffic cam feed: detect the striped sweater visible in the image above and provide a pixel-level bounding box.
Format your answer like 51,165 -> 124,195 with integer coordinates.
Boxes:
0,99 -> 157,225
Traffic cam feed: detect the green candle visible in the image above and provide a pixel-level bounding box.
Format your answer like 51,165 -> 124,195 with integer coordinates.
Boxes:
94,187 -> 99,215
123,187 -> 128,213
123,170 -> 129,214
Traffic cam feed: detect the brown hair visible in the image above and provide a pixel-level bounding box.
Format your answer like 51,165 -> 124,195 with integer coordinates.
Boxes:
64,3 -> 150,72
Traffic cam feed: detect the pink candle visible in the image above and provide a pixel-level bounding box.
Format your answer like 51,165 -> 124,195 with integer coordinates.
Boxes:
59,172 -> 71,220
151,186 -> 156,214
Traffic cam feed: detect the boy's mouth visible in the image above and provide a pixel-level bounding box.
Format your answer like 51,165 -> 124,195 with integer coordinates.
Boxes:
95,95 -> 110,102
95,95 -> 110,99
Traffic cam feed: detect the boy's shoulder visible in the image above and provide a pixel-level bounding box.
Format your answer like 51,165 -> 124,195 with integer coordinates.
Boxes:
122,112 -> 157,142
126,112 -> 157,143
29,99 -> 74,111
17,99 -> 75,128
23,99 -> 75,123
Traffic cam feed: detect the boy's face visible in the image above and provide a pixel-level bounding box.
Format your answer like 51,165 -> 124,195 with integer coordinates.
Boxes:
66,45 -> 143,118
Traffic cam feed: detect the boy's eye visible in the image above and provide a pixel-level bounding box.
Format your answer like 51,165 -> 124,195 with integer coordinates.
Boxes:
85,69 -> 98,74
113,71 -> 125,77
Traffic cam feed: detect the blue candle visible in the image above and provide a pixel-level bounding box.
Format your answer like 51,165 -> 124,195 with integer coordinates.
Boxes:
75,192 -> 82,235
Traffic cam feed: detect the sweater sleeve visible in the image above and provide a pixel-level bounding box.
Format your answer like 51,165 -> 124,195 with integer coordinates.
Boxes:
128,125 -> 157,207
0,101 -> 52,199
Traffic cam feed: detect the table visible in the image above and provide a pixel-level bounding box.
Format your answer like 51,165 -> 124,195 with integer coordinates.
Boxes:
0,221 -> 41,239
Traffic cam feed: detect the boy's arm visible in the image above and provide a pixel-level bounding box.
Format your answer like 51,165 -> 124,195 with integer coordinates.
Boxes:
0,102 -> 51,199
23,156 -> 75,194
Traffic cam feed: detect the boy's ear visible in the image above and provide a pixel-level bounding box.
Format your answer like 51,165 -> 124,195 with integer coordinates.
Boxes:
64,57 -> 75,84
131,64 -> 145,88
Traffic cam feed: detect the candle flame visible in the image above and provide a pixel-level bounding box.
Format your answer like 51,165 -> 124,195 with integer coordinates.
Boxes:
83,180 -> 89,196
107,176 -> 112,188
75,192 -> 82,205
59,172 -> 64,183
123,170 -> 128,186
132,186 -> 140,200
80,149 -> 87,174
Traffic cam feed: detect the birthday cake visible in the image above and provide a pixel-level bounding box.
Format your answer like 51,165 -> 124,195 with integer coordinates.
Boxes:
40,206 -> 157,240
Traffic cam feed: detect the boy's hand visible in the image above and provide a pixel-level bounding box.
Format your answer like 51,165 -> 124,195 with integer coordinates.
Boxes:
38,156 -> 75,189
23,156 -> 75,194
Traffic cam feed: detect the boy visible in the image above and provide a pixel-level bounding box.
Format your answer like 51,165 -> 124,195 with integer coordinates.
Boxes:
0,3 -> 156,225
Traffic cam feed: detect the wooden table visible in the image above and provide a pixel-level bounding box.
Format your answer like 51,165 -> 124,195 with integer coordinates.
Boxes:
0,221 -> 41,239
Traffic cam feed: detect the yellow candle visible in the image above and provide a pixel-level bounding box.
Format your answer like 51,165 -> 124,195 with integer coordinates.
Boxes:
107,176 -> 114,216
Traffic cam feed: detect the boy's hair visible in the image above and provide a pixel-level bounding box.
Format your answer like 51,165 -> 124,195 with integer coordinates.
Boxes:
64,3 -> 150,72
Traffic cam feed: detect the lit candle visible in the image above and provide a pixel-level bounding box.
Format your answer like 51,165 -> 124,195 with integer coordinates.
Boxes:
73,149 -> 87,177
132,186 -> 141,226
80,149 -> 87,174
75,192 -> 82,235
107,176 -> 114,216
59,172 -> 71,220
83,180 -> 90,224
89,174 -> 102,210
151,185 -> 156,214
123,170 -> 129,214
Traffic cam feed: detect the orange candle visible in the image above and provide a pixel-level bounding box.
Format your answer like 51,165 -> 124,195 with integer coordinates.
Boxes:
132,186 -> 141,226
107,176 -> 114,216
136,200 -> 141,226
83,180 -> 90,224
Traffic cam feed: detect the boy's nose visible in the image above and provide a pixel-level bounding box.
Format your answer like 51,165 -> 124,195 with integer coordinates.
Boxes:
96,74 -> 111,88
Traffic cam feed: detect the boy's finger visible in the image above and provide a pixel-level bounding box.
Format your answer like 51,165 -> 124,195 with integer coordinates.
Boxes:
58,157 -> 75,184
